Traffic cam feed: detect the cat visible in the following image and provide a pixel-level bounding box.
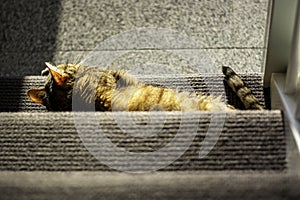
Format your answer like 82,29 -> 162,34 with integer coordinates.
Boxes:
27,62 -> 264,111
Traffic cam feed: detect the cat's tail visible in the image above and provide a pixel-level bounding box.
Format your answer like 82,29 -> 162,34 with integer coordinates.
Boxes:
222,66 -> 264,110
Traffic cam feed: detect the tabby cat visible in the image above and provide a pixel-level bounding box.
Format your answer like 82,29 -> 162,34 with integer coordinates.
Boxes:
27,62 -> 264,111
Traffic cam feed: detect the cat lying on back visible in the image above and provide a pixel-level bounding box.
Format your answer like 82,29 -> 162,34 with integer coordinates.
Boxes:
27,62 -> 264,111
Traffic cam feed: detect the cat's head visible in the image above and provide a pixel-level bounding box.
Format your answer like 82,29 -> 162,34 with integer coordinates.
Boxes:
27,62 -> 79,111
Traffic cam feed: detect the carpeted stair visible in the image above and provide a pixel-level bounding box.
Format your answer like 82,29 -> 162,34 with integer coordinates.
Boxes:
0,74 -> 299,199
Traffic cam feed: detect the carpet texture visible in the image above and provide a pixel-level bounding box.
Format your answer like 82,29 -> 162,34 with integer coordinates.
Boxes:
0,73 -> 285,171
0,111 -> 285,171
0,172 -> 299,200
0,73 -> 291,199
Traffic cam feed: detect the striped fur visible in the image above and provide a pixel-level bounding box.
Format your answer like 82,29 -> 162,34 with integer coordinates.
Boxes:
222,66 -> 264,110
27,63 -> 263,111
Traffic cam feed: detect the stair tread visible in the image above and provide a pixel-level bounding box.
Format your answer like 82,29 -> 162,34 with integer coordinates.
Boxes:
0,74 -> 265,112
0,111 -> 285,171
0,74 -> 285,171
0,172 -> 299,200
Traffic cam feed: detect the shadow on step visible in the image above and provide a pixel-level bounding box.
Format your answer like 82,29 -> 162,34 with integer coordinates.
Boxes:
0,0 -> 62,76
0,76 -> 46,112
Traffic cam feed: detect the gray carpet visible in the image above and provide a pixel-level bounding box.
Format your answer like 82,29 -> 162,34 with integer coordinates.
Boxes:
0,73 -> 292,199
0,110 -> 285,171
1,172 -> 299,200
0,0 -> 268,76
0,74 -> 285,171
1,0 -> 295,199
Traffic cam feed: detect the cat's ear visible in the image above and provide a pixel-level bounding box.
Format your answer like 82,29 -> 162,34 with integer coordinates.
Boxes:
45,62 -> 68,86
27,88 -> 46,104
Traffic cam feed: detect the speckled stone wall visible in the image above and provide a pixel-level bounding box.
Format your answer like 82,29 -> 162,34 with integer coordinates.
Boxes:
0,0 -> 269,76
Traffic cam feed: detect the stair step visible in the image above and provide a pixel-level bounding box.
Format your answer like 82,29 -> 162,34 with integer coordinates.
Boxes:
0,172 -> 299,200
0,74 -> 291,199
0,74 -> 284,171
0,111 -> 285,171
0,74 -> 265,112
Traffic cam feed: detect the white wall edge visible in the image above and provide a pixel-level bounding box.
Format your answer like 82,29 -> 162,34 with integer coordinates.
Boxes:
271,73 -> 300,155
